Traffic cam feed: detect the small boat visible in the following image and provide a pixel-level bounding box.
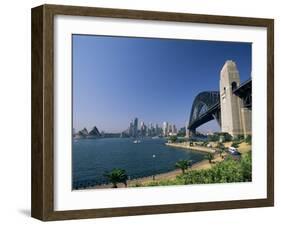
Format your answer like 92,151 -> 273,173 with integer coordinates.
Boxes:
152,136 -> 159,139
133,140 -> 141,144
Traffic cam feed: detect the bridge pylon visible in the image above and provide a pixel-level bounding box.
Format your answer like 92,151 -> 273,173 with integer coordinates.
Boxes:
220,60 -> 251,138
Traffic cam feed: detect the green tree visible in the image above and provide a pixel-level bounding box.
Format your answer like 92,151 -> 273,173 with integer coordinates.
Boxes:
217,142 -> 226,158
245,135 -> 252,145
207,133 -> 219,142
175,160 -> 192,173
104,168 -> 128,188
223,132 -> 233,142
205,153 -> 215,164
169,135 -> 178,143
231,142 -> 239,148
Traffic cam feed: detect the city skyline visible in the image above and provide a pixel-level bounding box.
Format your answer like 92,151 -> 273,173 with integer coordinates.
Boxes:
73,35 -> 252,133
73,117 -> 180,135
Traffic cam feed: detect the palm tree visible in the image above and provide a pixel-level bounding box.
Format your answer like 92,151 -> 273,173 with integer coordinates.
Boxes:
218,149 -> 225,159
205,153 -> 215,164
175,160 -> 192,173
104,168 -> 128,188
217,142 -> 226,159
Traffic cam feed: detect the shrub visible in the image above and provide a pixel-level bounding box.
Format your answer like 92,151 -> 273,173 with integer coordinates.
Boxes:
231,142 -> 240,148
208,132 -> 232,142
218,132 -> 232,142
233,134 -> 245,142
202,141 -> 209,147
178,153 -> 251,185
208,134 -> 219,142
169,135 -> 178,143
144,152 -> 252,187
240,151 -> 252,181
245,135 -> 252,145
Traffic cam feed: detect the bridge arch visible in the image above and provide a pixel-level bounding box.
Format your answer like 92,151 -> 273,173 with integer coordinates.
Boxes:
188,91 -> 220,135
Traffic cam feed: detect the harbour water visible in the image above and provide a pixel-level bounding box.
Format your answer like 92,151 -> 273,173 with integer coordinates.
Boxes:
72,137 -> 205,189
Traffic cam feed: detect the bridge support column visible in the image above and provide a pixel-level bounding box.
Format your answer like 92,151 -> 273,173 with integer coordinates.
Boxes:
220,60 -> 245,138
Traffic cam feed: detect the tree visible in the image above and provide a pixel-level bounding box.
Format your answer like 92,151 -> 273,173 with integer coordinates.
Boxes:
245,135 -> 252,145
205,153 -> 215,164
223,132 -> 233,142
207,133 -> 219,142
217,142 -> 226,158
169,135 -> 178,143
175,160 -> 192,173
104,168 -> 128,188
231,142 -> 239,148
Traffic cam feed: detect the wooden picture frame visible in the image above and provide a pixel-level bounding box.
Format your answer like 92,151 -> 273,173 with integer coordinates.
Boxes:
31,4 -> 274,221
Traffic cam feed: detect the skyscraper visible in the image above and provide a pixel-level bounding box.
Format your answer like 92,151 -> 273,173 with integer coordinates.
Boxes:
129,120 -> 134,137
133,117 -> 138,137
155,123 -> 159,136
140,121 -> 146,137
172,124 -> 177,134
163,121 -> 168,137
168,124 -> 173,134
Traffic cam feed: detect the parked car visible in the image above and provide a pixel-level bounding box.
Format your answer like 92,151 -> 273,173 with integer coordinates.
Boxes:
228,147 -> 241,160
228,146 -> 238,154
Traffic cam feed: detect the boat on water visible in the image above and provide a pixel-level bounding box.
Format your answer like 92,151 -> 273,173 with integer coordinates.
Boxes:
133,140 -> 141,144
152,136 -> 159,139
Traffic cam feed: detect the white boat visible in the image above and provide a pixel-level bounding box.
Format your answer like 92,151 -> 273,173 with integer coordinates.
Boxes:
152,136 -> 159,139
133,140 -> 141,144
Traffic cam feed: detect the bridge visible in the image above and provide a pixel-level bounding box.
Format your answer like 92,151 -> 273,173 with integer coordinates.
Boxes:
188,91 -> 221,136
187,61 -> 252,138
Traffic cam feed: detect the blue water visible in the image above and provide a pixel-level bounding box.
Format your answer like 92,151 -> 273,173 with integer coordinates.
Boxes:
72,138 -> 205,189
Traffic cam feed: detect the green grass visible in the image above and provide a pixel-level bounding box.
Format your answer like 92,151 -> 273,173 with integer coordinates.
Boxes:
132,152 -> 252,187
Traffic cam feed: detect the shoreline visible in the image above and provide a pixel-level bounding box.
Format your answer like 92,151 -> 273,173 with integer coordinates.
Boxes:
165,142 -> 216,154
73,141 -> 251,190
82,153 -> 223,189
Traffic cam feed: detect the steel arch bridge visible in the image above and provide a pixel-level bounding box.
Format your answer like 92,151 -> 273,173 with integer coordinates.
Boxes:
187,79 -> 252,136
187,91 -> 221,135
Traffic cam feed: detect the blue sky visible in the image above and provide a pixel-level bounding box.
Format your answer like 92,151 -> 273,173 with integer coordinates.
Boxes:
72,35 -> 251,133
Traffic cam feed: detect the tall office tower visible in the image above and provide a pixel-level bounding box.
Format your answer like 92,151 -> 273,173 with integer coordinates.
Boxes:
133,117 -> 138,137
163,121 -> 168,136
172,124 -> 177,134
168,124 -> 173,134
140,121 -> 145,136
129,121 -> 134,137
148,122 -> 153,136
155,123 -> 159,135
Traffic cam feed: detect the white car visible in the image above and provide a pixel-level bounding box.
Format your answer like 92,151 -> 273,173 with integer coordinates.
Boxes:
228,146 -> 238,154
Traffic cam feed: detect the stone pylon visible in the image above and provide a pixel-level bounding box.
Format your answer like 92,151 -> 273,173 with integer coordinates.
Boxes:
220,60 -> 245,137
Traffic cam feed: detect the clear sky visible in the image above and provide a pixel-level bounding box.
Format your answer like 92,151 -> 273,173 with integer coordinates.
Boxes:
72,35 -> 251,133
